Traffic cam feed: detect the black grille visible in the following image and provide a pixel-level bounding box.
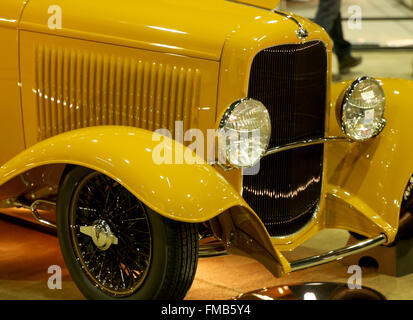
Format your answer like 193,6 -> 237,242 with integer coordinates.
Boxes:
243,41 -> 327,237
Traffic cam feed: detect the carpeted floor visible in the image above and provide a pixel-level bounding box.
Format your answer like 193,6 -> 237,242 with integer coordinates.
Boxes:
0,216 -> 413,300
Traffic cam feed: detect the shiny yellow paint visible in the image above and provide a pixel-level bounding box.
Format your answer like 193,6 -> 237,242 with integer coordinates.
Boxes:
217,13 -> 332,118
0,0 -> 26,28
20,0 -> 281,61
0,125 -> 291,274
216,12 -> 334,251
16,0 -> 336,251
0,0 -> 26,165
326,78 -> 413,244
266,78 -> 413,250
0,126 -> 242,222
233,0 -> 280,9
0,0 -> 411,271
212,5 -> 413,249
19,31 -> 219,148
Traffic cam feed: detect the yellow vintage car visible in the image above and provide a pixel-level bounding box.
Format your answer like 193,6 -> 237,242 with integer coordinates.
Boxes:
0,0 -> 412,299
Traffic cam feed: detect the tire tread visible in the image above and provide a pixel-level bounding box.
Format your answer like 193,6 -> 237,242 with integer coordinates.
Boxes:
158,220 -> 198,299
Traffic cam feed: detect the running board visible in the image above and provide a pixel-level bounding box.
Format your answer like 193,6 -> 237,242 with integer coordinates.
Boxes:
290,234 -> 387,272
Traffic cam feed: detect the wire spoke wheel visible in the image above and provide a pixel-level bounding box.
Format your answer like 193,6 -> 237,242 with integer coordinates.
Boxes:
57,166 -> 199,300
70,172 -> 151,297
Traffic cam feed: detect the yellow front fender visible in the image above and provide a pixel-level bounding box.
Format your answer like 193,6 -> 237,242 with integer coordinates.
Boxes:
327,78 -> 413,243
0,125 -> 291,276
0,126 -> 243,223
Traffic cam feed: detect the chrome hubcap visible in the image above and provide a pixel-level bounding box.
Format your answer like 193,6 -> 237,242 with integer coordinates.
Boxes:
80,220 -> 119,251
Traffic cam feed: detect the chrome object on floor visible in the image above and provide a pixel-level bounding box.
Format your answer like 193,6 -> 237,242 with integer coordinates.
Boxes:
234,282 -> 386,300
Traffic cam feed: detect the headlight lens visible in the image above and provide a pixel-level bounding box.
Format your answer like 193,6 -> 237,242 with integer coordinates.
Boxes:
218,98 -> 271,168
341,77 -> 386,141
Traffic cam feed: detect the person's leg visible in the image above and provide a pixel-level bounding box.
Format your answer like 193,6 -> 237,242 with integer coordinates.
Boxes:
330,12 -> 351,61
330,11 -> 362,73
315,0 -> 362,74
314,0 -> 341,33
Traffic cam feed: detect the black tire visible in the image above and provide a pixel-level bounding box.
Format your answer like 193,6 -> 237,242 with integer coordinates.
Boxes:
57,166 -> 198,300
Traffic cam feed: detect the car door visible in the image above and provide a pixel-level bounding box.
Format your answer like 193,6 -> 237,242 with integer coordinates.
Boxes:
0,0 -> 26,165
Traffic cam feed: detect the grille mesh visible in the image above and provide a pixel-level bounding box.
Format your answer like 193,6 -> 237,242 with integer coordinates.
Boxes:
243,41 -> 327,236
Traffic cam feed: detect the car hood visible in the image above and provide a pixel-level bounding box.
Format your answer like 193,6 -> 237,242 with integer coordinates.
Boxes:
20,0 -> 281,61
234,0 -> 280,9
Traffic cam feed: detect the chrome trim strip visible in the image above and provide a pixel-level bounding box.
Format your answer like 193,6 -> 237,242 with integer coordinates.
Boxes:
273,11 -> 309,40
224,1 -> 308,39
13,199 -> 57,228
218,98 -> 248,131
30,200 -> 57,228
290,234 -> 387,272
263,136 -> 351,157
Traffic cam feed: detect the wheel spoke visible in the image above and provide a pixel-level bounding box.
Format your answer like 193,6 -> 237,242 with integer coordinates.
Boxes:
70,172 -> 152,297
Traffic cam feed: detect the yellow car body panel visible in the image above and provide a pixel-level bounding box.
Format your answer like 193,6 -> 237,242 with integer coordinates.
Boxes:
0,126 -> 245,223
18,30 -> 221,149
0,0 -> 411,279
0,125 -> 291,275
233,0 -> 280,9
325,78 -> 413,244
261,78 -> 413,250
216,12 -> 334,250
217,13 -> 332,118
0,0 -> 27,165
20,0 -> 280,61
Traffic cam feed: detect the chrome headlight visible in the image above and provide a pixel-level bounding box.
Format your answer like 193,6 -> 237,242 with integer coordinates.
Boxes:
341,77 -> 386,141
218,98 -> 271,168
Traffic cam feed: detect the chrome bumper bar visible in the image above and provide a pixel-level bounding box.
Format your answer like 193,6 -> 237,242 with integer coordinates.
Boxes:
263,136 -> 351,158
290,234 -> 387,272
